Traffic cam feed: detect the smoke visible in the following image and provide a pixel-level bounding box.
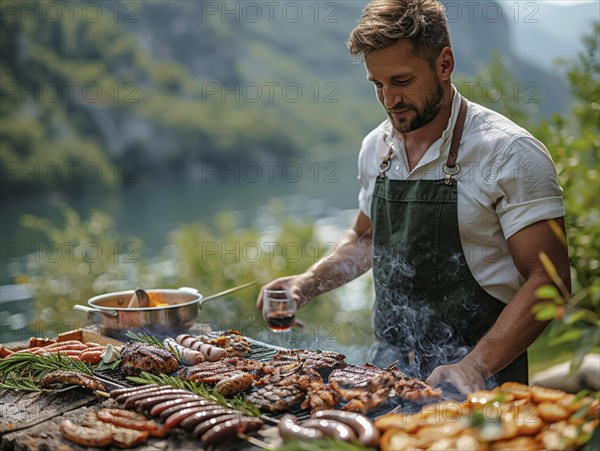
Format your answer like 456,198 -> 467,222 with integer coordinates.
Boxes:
313,227 -> 373,294
369,242 -> 485,381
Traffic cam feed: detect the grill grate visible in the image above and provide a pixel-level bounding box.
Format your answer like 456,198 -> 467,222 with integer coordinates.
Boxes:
94,337 -> 284,387
94,367 -> 130,388
94,334 -> 425,420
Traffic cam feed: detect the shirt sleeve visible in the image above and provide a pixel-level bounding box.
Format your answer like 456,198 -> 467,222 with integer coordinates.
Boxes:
357,133 -> 380,219
494,136 -> 565,239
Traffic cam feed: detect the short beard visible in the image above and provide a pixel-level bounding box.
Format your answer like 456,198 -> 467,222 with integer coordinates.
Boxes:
388,82 -> 444,133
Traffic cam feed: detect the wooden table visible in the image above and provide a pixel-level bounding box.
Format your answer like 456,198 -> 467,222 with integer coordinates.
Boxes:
0,326 -> 268,450
0,389 -> 267,450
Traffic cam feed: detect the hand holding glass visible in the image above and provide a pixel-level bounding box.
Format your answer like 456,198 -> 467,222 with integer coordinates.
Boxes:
263,290 -> 296,332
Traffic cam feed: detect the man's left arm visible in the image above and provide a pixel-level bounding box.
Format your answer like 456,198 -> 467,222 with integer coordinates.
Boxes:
426,217 -> 571,394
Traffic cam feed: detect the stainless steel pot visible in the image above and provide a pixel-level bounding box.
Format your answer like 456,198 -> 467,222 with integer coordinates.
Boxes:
73,287 -> 204,340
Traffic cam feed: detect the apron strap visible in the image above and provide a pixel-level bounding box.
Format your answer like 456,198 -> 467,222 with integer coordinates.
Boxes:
446,96 -> 468,169
442,96 -> 468,185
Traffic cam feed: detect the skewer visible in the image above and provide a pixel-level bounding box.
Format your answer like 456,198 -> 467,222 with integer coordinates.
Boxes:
385,360 -> 399,371
95,390 -> 111,398
237,431 -> 276,450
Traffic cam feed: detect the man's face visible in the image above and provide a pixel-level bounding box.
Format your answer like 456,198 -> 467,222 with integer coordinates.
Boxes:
365,40 -> 444,134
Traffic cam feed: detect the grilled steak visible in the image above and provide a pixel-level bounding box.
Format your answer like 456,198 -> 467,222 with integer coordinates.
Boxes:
245,383 -> 305,413
222,357 -> 265,374
329,364 -> 396,390
328,364 -> 397,414
119,342 -> 178,377
40,369 -> 105,391
271,349 -> 347,372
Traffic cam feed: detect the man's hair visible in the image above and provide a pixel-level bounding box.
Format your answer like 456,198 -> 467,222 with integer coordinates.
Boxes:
347,0 -> 451,64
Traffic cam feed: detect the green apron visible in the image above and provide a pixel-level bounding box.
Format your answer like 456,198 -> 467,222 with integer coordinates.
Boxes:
368,96 -> 528,386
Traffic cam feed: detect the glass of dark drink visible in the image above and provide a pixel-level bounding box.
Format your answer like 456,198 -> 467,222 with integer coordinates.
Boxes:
263,289 -> 296,333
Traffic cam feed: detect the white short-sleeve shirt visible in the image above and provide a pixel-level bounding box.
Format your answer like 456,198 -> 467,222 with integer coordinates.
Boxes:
358,86 -> 564,304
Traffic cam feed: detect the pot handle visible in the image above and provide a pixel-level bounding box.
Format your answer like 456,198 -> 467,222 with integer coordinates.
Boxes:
73,304 -> 118,317
197,281 -> 256,305
178,287 -> 200,294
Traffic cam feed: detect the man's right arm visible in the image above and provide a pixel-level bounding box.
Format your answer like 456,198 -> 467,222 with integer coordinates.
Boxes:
257,210 -> 373,310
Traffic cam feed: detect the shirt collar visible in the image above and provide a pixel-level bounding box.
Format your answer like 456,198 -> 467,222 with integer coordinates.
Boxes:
379,84 -> 461,149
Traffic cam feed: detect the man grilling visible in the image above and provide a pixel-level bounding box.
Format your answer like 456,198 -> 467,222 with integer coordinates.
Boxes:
257,0 -> 570,394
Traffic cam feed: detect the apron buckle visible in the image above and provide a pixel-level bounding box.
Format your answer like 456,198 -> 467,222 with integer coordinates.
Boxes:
379,159 -> 392,174
379,148 -> 395,175
442,163 -> 460,185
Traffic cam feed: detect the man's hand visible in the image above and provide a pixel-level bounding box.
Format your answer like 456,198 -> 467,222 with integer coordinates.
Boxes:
256,274 -> 316,313
426,356 -> 489,395
256,210 -> 373,314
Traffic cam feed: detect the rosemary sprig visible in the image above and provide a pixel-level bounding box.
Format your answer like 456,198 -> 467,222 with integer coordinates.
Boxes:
125,331 -> 166,349
230,394 -> 261,417
127,372 -> 261,417
165,341 -> 181,362
0,352 -> 94,379
33,352 -> 94,376
0,374 -> 41,392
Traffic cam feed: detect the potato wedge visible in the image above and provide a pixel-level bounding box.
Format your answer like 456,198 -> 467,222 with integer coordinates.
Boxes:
537,402 -> 569,423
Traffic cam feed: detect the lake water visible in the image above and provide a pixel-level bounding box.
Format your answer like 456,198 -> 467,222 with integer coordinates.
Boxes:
1,154 -> 377,359
1,155 -> 361,283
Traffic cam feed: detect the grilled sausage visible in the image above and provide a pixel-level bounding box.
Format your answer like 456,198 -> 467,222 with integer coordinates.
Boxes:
164,406 -> 226,430
181,409 -> 236,431
59,419 -> 113,448
302,419 -> 357,442
111,384 -> 159,399
175,334 -> 228,361
278,415 -> 323,441
80,350 -> 103,364
197,343 -> 228,361
41,340 -> 83,349
116,385 -> 182,403
313,410 -> 380,446
193,413 -> 240,436
84,342 -> 102,348
163,338 -> 205,365
96,408 -> 160,433
123,388 -> 190,409
180,336 -> 196,348
149,396 -> 201,416
201,417 -> 264,445
136,392 -> 196,409
34,343 -> 88,354
159,400 -> 221,421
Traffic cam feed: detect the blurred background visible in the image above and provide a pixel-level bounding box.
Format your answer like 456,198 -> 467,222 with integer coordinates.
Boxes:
1,1 -> 598,371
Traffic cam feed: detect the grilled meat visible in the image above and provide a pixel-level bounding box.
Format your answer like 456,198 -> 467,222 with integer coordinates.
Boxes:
256,360 -> 306,386
60,419 -> 114,448
393,372 -> 442,401
301,381 -> 339,414
214,373 -> 254,396
119,342 -> 178,377
177,361 -> 254,396
272,349 -> 347,372
200,416 -> 264,446
340,387 -> 391,414
196,329 -> 251,357
328,364 -> 398,414
328,364 -> 396,390
222,357 -> 265,374
39,369 -> 105,391
245,383 -> 305,413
